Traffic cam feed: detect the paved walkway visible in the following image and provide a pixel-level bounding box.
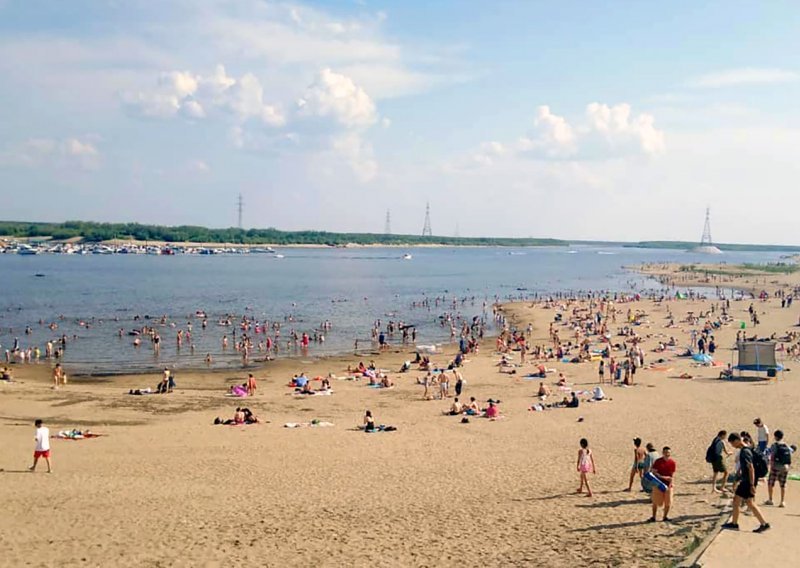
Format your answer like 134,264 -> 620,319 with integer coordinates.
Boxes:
694,492 -> 799,566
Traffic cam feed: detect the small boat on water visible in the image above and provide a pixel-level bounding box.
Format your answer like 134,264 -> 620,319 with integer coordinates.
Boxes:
17,246 -> 40,255
275,254 -> 285,259
402,254 -> 412,260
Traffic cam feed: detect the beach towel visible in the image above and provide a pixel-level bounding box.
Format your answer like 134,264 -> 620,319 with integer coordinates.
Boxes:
284,421 -> 334,428
55,430 -> 103,440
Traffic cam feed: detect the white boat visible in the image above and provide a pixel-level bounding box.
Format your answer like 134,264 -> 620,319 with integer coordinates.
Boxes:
17,245 -> 40,255
274,254 -> 285,259
402,254 -> 413,260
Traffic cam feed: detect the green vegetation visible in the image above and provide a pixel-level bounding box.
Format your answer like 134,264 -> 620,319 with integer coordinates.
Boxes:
678,262 -> 798,276
0,220 -> 566,247
628,240 -> 800,252
740,262 -> 800,274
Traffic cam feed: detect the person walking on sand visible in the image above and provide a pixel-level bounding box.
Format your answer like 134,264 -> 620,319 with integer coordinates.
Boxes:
647,446 -> 676,523
754,418 -> 770,454
29,419 -> 52,473
626,438 -> 646,492
766,429 -> 792,508
598,359 -> 605,384
52,363 -> 63,388
707,430 -> 732,493
576,438 -> 596,497
723,432 -> 770,532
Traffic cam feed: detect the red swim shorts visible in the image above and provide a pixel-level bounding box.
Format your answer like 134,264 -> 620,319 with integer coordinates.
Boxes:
34,450 -> 50,459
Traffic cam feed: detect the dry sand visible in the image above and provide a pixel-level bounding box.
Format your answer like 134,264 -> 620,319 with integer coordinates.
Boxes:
2,263 -> 799,567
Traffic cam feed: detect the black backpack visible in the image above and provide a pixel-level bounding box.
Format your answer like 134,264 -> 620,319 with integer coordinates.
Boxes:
774,442 -> 792,466
751,449 -> 769,479
705,439 -> 719,463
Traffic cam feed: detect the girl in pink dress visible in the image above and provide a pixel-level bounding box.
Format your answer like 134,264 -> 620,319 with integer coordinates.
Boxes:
577,438 -> 597,497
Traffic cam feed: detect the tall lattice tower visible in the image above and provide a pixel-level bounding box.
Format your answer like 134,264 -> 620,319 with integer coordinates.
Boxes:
692,206 -> 722,254
422,202 -> 433,237
237,193 -> 244,229
384,209 -> 392,235
700,207 -> 713,246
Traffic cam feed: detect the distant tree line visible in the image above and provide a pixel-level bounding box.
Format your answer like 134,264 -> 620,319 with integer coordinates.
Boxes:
627,241 -> 800,253
0,220 -> 567,247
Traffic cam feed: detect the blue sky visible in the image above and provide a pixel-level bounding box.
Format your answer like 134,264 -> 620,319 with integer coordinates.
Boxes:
1,0 -> 800,243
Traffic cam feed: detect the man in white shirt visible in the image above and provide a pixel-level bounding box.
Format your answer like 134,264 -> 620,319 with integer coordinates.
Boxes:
754,418 -> 770,454
29,419 -> 52,473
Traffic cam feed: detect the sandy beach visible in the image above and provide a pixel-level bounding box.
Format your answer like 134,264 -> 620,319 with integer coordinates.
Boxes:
2,263 -> 799,567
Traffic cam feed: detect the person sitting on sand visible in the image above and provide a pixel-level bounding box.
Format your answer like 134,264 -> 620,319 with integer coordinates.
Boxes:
300,381 -> 314,395
321,374 -> 332,390
242,408 -> 259,424
592,386 -> 606,401
557,373 -> 567,387
364,410 -> 376,432
537,382 -> 551,398
465,397 -> 480,415
381,375 -> 394,388
567,392 -> 580,408
483,399 -> 502,419
446,397 -> 463,415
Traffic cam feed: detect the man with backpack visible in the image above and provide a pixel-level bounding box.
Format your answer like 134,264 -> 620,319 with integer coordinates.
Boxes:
766,429 -> 792,508
723,432 -> 770,533
706,430 -> 732,494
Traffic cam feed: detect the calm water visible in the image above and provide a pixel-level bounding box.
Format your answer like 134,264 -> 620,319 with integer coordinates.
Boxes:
0,246 -> 783,373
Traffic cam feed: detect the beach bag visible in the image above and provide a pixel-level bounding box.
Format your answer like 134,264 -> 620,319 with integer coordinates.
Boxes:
752,450 -> 769,479
774,442 -> 792,466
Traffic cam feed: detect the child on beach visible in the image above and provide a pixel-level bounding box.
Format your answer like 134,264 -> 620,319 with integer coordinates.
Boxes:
29,419 -> 52,473
577,438 -> 596,497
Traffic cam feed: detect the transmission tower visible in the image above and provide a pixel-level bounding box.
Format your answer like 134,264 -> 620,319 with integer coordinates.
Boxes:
700,206 -> 713,246
384,209 -> 392,235
422,202 -> 432,237
237,193 -> 244,229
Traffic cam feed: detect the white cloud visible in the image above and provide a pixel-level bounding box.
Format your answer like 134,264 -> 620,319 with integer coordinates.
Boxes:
689,67 -> 799,88
124,65 -> 284,126
0,136 -> 100,170
225,73 -> 285,126
330,132 -> 377,182
516,106 -> 576,158
511,103 -> 664,161
585,103 -> 665,155
298,68 -> 377,128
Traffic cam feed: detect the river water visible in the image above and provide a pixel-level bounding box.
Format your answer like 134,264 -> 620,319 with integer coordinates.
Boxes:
0,246 -> 782,373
